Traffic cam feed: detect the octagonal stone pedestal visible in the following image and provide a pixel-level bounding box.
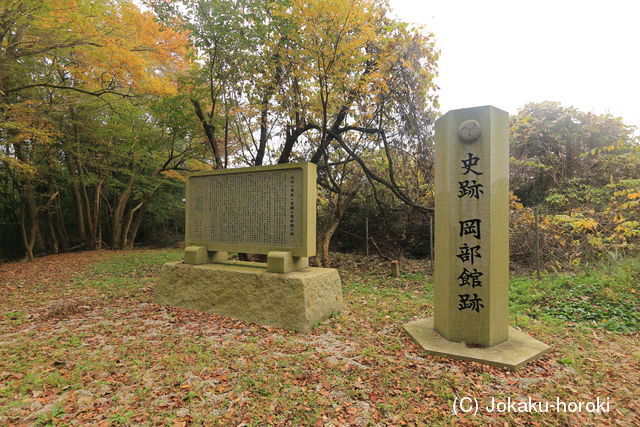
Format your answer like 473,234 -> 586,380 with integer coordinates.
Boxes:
155,261 -> 342,332
403,317 -> 551,370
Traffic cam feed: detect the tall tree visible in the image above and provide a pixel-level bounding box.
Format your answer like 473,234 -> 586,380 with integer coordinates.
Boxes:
148,0 -> 439,265
0,0 -> 190,259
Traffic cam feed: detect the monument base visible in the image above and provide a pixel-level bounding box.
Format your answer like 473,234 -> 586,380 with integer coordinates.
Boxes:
155,261 -> 342,332
403,317 -> 550,370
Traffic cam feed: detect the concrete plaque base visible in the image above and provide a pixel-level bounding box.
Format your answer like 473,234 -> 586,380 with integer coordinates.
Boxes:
403,317 -> 550,370
155,261 -> 342,331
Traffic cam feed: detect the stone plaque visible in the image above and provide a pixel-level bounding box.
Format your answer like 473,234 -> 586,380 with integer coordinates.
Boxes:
186,163 -> 316,257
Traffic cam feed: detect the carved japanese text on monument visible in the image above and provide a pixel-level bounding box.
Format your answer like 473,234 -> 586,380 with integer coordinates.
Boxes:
187,169 -> 304,247
456,151 -> 485,313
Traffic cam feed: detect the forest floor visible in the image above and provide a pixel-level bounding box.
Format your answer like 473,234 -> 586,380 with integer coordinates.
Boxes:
0,249 -> 638,425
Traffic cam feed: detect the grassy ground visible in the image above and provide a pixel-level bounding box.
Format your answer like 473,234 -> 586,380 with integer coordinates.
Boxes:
0,250 -> 638,425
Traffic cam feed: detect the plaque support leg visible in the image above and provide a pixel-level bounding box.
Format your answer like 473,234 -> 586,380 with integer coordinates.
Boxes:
185,246 -> 208,265
185,246 -> 228,265
209,251 -> 229,263
267,251 -> 309,273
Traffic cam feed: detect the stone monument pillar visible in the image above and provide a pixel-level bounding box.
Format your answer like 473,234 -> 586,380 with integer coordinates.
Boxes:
433,105 -> 509,347
403,106 -> 550,369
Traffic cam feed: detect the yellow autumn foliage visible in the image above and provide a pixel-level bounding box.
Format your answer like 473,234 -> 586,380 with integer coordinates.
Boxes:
161,170 -> 187,183
511,189 -> 639,271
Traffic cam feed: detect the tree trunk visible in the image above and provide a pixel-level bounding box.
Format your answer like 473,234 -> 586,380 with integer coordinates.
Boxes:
71,180 -> 86,240
13,143 -> 39,260
122,185 -> 158,250
255,96 -> 270,166
112,175 -> 135,250
46,209 -> 59,254
278,124 -> 316,164
43,189 -> 60,254
191,98 -> 223,168
124,200 -> 147,250
79,173 -> 95,247
318,216 -> 341,268
88,180 -> 103,249
19,182 -> 39,261
124,208 -> 146,250
65,151 -> 86,240
255,63 -> 280,166
317,189 -> 357,267
54,194 -> 70,249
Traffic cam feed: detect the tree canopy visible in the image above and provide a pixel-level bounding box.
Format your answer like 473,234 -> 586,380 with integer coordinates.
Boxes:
1,1 -> 638,268
1,0 -> 195,259
1,0 -> 441,262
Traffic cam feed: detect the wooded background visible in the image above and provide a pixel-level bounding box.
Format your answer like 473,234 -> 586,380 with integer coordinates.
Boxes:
1,0 -> 638,270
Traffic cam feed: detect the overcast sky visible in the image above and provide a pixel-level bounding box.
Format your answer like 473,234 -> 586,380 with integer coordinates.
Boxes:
388,0 -> 639,130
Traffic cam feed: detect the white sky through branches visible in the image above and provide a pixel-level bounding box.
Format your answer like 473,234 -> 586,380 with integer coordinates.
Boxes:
389,0 -> 640,129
